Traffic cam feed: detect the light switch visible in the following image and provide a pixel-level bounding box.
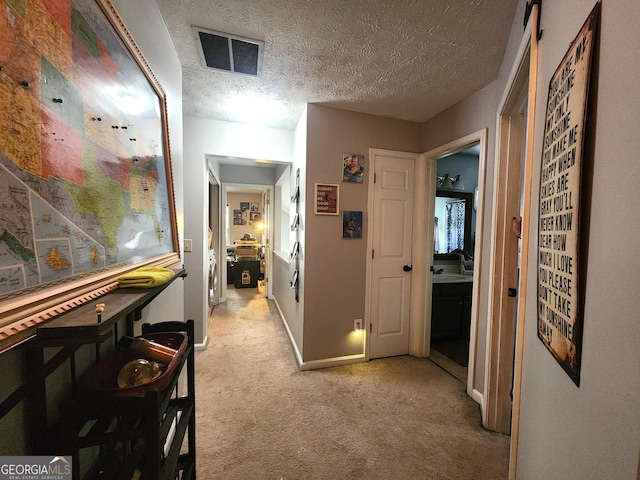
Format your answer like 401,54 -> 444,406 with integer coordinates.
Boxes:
184,239 -> 192,252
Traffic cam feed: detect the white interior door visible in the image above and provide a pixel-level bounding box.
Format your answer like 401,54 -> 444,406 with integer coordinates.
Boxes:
368,150 -> 416,359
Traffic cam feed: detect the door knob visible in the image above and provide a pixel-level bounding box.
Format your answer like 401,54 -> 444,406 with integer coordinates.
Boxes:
403,265 -> 413,272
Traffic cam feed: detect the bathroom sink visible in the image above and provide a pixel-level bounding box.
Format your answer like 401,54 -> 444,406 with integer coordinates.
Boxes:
432,273 -> 473,283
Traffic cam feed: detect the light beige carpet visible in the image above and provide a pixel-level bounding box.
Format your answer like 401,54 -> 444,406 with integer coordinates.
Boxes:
194,287 -> 510,479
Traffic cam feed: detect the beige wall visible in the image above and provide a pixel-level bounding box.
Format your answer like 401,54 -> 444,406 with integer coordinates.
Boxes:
302,105 -> 421,362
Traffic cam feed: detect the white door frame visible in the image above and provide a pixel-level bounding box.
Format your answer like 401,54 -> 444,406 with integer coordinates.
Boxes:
417,129 -> 489,407
221,182 -> 274,301
207,164 -> 221,306
484,14 -> 538,442
261,188 -> 271,298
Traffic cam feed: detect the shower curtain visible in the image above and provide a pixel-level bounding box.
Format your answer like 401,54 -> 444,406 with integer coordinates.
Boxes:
445,200 -> 465,253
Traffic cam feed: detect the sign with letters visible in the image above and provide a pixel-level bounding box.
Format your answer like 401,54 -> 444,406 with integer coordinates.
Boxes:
314,183 -> 339,215
537,4 -> 599,386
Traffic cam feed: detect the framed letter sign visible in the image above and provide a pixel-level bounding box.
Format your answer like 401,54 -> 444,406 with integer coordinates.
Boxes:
536,4 -> 599,386
314,184 -> 339,215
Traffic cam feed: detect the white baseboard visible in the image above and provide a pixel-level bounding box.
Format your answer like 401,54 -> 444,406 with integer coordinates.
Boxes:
195,335 -> 208,351
299,353 -> 366,371
273,297 -> 304,367
273,297 -> 367,371
470,387 -> 483,406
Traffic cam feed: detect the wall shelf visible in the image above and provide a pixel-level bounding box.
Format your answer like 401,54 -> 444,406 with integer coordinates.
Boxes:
35,268 -> 186,345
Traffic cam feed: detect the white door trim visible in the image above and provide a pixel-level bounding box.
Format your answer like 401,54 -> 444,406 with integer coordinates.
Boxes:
508,7 -> 540,478
418,129 -> 489,408
221,182 -> 275,301
484,12 -> 537,441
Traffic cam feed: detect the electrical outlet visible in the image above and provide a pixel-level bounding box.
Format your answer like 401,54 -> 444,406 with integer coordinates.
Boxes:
184,239 -> 192,252
354,319 -> 363,331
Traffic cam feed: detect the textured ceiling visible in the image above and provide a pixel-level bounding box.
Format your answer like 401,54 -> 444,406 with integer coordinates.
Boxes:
155,0 -> 519,130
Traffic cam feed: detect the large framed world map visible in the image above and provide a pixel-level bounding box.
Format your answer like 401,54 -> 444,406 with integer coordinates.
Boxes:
0,0 -> 180,351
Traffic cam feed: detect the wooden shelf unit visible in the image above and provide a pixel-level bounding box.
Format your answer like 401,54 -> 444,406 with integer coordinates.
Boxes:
0,268 -> 192,476
60,320 -> 196,480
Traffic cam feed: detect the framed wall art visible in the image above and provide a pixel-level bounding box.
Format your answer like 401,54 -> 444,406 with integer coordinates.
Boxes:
0,0 -> 179,352
314,183 -> 339,215
233,209 -> 246,225
342,211 -> 363,238
342,153 -> 364,183
536,3 -> 599,386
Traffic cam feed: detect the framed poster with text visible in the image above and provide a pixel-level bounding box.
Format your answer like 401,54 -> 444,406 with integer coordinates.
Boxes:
314,183 -> 339,215
537,3 -> 599,386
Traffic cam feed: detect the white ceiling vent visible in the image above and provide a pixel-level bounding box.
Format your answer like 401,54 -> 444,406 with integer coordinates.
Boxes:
193,27 -> 263,76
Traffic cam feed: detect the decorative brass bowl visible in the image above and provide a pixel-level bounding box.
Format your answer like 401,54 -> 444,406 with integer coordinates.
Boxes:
117,359 -> 162,388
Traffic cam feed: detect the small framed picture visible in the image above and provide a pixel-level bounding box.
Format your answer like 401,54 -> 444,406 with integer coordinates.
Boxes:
314,183 -> 339,215
251,202 -> 259,212
342,211 -> 363,238
342,153 -> 364,183
240,201 -> 250,212
250,211 -> 261,221
233,209 -> 246,225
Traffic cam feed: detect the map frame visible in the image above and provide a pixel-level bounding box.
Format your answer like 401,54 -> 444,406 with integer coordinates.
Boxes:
0,0 -> 180,352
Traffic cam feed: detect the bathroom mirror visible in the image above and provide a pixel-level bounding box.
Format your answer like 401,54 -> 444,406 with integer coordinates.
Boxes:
434,190 -> 473,260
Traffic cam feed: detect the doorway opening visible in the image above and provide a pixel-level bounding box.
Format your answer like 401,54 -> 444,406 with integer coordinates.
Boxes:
223,184 -> 273,300
429,143 -> 480,384
416,129 -> 488,408
207,155 -> 291,304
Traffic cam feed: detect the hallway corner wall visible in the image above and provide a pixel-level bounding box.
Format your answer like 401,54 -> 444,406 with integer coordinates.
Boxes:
301,105 -> 421,363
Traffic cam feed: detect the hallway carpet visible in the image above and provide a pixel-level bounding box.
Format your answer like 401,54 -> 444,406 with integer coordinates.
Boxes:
194,287 -> 509,479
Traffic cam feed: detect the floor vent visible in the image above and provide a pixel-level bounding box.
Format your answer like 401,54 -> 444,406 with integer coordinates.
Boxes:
194,27 -> 263,76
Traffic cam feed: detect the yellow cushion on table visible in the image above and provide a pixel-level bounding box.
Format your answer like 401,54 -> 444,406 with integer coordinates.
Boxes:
118,267 -> 175,288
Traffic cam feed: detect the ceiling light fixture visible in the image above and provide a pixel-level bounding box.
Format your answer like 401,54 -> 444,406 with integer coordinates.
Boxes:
221,93 -> 284,125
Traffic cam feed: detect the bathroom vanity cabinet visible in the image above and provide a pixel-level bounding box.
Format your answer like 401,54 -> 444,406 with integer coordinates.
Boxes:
431,281 -> 472,341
